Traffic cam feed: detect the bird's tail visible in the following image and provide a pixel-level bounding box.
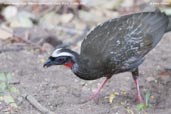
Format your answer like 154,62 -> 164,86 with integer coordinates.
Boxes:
166,15 -> 171,32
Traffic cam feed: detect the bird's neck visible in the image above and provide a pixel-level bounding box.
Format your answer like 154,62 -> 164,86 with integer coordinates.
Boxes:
71,55 -> 103,80
72,61 -> 104,80
64,53 -> 90,80
63,50 -> 103,80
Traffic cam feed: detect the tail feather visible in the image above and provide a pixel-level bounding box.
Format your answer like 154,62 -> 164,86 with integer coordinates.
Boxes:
166,15 -> 171,32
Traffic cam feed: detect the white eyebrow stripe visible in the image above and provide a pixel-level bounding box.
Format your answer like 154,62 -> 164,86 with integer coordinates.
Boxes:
51,48 -> 62,57
55,48 -> 62,51
51,52 -> 73,57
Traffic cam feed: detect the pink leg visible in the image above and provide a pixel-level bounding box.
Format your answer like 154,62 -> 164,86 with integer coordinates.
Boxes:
132,68 -> 143,103
134,79 -> 143,103
83,77 -> 109,103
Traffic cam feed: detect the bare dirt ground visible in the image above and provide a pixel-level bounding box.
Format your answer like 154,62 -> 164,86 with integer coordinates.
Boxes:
0,32 -> 171,114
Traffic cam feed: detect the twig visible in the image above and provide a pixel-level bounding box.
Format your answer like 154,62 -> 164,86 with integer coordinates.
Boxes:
22,93 -> 55,114
0,47 -> 24,54
9,80 -> 20,85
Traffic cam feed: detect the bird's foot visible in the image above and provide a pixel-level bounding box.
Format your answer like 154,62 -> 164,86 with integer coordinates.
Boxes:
135,94 -> 143,103
80,77 -> 109,104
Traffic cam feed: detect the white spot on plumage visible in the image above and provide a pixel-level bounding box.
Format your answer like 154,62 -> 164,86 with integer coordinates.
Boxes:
116,40 -> 120,44
98,23 -> 103,27
110,51 -> 114,54
140,43 -> 144,47
126,57 -> 137,63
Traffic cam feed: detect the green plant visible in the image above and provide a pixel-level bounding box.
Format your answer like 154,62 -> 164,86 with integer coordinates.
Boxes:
0,72 -> 19,108
136,92 -> 152,111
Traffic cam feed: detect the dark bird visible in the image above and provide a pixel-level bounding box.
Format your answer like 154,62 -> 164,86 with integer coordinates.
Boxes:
44,11 -> 171,103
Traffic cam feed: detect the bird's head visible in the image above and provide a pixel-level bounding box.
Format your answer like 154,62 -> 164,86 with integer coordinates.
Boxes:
43,48 -> 78,69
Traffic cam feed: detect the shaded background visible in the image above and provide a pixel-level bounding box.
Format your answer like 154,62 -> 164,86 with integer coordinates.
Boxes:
0,0 -> 171,114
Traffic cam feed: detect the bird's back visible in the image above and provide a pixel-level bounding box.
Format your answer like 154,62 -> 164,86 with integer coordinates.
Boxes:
80,11 -> 169,74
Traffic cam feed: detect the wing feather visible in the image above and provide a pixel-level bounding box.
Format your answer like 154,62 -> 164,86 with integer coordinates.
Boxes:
80,11 -> 169,72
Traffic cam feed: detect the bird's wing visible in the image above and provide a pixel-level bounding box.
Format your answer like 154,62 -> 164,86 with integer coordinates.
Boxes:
80,11 -> 168,70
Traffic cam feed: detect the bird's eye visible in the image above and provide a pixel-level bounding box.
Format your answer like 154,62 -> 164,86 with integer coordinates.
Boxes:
58,58 -> 64,61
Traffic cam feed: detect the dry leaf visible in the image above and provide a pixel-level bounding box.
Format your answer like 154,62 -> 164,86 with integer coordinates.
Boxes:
106,92 -> 119,103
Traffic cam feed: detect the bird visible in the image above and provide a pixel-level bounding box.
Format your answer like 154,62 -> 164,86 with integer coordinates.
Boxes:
43,10 -> 171,103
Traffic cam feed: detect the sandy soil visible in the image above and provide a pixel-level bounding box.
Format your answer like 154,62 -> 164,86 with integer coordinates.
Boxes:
0,32 -> 171,114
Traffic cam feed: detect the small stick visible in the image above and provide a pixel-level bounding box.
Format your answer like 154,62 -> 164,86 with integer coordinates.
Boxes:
23,93 -> 55,114
0,47 -> 24,53
9,80 -> 20,85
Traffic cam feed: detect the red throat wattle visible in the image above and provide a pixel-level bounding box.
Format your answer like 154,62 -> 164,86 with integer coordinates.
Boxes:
64,61 -> 74,69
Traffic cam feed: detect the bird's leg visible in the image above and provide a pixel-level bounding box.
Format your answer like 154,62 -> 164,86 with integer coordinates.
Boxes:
83,77 -> 109,103
131,68 -> 143,103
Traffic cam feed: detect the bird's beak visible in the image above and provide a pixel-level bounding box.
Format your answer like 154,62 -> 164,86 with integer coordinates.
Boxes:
43,59 -> 53,68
